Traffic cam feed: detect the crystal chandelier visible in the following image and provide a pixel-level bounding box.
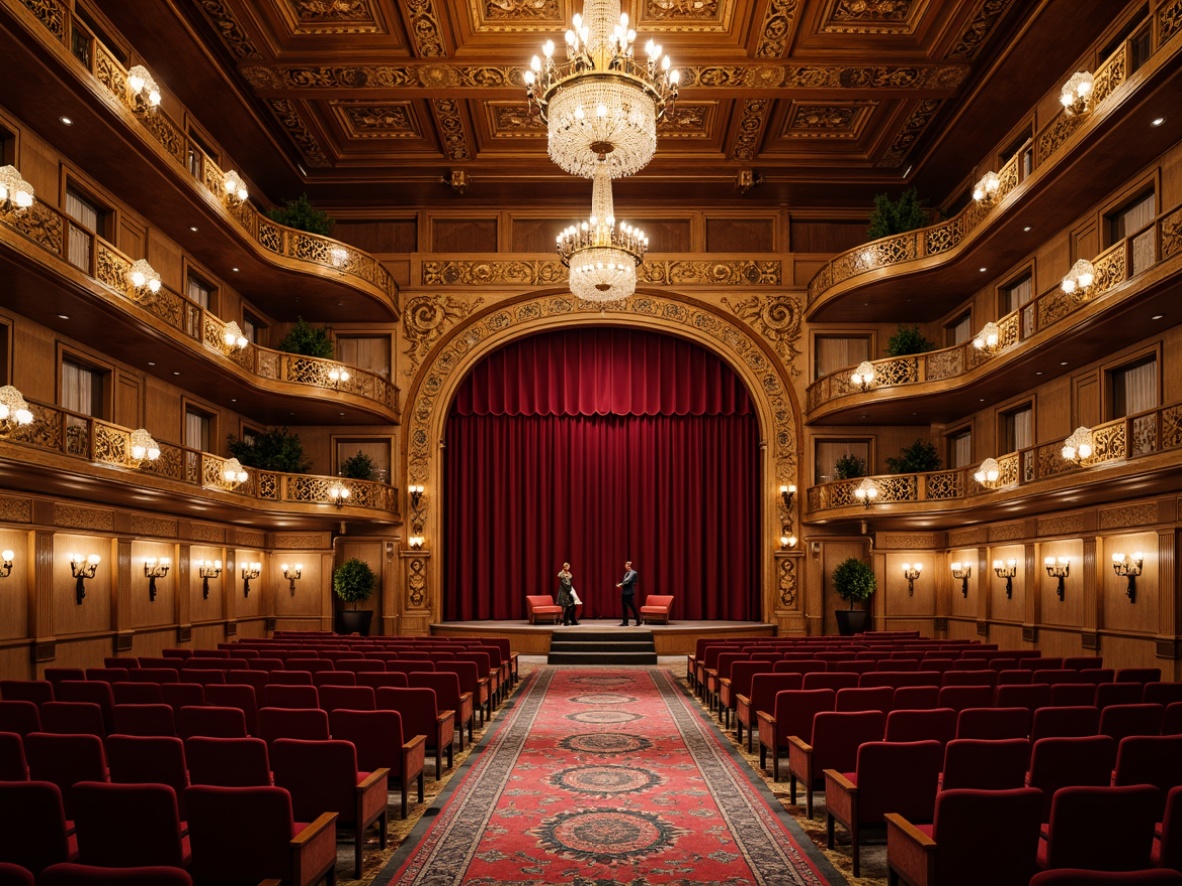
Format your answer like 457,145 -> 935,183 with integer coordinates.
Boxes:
525,0 -> 678,179
557,160 -> 648,302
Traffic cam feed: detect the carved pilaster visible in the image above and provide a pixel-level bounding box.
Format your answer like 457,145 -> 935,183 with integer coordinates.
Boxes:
773,551 -> 801,612
113,537 -> 133,654
1023,542 -> 1038,646
175,543 -> 190,645
31,531 -> 55,663
1157,528 -> 1180,668
1082,536 -> 1098,635
400,549 -> 430,635
380,541 -> 400,637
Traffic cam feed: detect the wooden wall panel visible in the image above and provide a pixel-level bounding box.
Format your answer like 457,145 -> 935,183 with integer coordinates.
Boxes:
235,620 -> 266,640
114,372 -> 143,430
0,647 -> 31,681
333,219 -> 418,254
272,554 -> 323,620
946,619 -> 978,641
634,219 -> 692,253
1098,634 -> 1158,671
988,623 -> 1025,649
233,549 -> 265,620
706,218 -> 774,253
52,636 -> 113,670
988,544 -> 1026,620
1161,141 -> 1182,211
788,220 -> 867,254
880,552 -> 936,619
191,622 -> 227,650
432,219 -> 497,253
1072,374 -> 1101,432
1039,539 -> 1083,628
53,534 -> 111,637
189,545 -> 227,626
0,530 -> 28,641
147,229 -> 185,293
127,540 -> 176,629
1101,532 -> 1158,634
1036,627 -> 1083,658
130,626 -> 176,658
947,548 -> 979,622
510,217 -> 582,253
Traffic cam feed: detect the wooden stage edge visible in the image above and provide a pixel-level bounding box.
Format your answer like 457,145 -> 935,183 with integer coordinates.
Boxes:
430,620 -> 777,656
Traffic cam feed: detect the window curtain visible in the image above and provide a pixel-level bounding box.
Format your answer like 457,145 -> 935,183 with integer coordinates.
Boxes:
61,360 -> 95,416
443,328 -> 761,622
337,336 -> 391,379
948,314 -> 972,346
1114,359 -> 1157,417
66,189 -> 97,272
951,431 -> 972,468
814,336 -> 869,380
1005,408 -> 1033,452
814,440 -> 870,484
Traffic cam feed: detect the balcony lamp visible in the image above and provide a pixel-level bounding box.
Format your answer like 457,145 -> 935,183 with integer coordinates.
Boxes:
780,534 -> 797,550
1112,552 -> 1144,602
241,561 -> 261,597
328,366 -> 351,389
222,458 -> 248,486
972,322 -> 1000,354
282,563 -> 302,594
901,562 -> 922,596
144,557 -> 171,602
0,550 -> 13,579
222,321 -> 248,352
127,65 -> 162,113
974,457 -> 1001,487
0,165 -> 34,214
972,171 -> 1000,206
408,536 -> 425,551
1060,258 -> 1095,295
850,361 -> 875,392
993,559 -> 1017,598
198,559 -> 222,599
329,481 -> 351,508
853,477 -> 879,508
222,170 -> 249,204
70,553 -> 101,604
127,260 -> 162,294
779,484 -> 796,510
129,428 -> 161,465
409,485 -> 425,510
1061,427 -> 1093,463
330,247 -> 350,275
951,561 -> 972,597
1045,556 -> 1070,601
0,385 -> 34,434
1060,71 -> 1094,117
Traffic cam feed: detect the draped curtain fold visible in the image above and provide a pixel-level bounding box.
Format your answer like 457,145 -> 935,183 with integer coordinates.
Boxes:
443,328 -> 761,622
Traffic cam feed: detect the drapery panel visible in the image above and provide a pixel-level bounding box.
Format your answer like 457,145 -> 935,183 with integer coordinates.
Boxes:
443,328 -> 762,622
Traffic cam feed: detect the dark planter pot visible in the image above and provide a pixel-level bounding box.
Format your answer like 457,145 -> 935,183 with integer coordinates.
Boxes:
336,609 -> 373,637
835,609 -> 870,636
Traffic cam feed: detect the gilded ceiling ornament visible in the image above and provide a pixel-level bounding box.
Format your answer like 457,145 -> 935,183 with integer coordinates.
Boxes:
406,0 -> 448,57
824,0 -> 916,33
658,104 -> 711,136
720,295 -> 802,376
645,0 -> 720,20
756,0 -> 799,57
492,103 -> 546,134
483,0 -> 559,19
337,103 -> 416,135
193,0 -> 259,58
948,0 -> 1016,60
402,295 -> 485,380
266,99 -> 331,167
431,98 -> 472,160
729,98 -> 769,161
878,98 -> 940,166
290,0 -> 371,22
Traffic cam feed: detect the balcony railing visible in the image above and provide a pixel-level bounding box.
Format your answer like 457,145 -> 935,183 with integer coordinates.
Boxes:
0,399 -> 398,514
806,199 -> 1182,414
0,200 -> 399,416
10,0 -> 398,309
805,11 -> 1180,308
807,401 -> 1182,514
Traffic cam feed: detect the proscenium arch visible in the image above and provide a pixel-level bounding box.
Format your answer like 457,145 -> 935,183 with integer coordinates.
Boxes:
400,287 -> 805,629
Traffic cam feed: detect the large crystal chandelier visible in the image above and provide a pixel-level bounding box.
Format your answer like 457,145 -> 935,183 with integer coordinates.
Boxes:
525,0 -> 678,180
558,160 -> 648,302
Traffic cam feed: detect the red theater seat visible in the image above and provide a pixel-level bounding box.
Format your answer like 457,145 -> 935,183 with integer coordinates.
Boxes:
788,709 -> 885,819
331,709 -> 426,819
0,700 -> 41,737
24,733 -> 107,818
71,782 -> 190,869
376,687 -> 454,780
258,707 -> 330,745
0,781 -> 78,875
940,738 -> 1030,791
39,863 -> 193,885
1027,735 -> 1117,822
1038,785 -> 1159,872
105,735 -> 189,818
185,736 -> 271,788
0,731 -> 28,780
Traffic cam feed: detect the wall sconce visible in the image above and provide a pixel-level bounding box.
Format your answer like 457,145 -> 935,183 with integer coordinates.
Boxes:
901,562 -> 922,595
0,385 -> 35,435
973,457 -> 1001,487
127,259 -> 162,295
408,536 -> 425,550
127,65 -> 162,113
328,366 -> 351,389
144,556 -> 171,602
241,561 -> 261,597
409,484 -> 425,510
330,247 -> 350,276
222,321 -> 248,353
972,171 -> 1000,206
853,477 -> 879,508
1112,552 -> 1144,602
1060,258 -> 1095,296
1060,70 -> 1094,117
70,553 -> 101,604
282,563 -> 302,594
0,550 -> 13,579
198,559 -> 222,599
0,165 -> 35,214
850,361 -> 875,392
129,428 -> 161,466
993,558 -> 1017,598
951,561 -> 972,597
780,533 -> 797,550
1061,427 -> 1093,463
329,481 -> 351,508
972,321 -> 1000,355
779,484 -> 796,510
1045,556 -> 1070,601
222,170 -> 249,205
222,458 -> 249,486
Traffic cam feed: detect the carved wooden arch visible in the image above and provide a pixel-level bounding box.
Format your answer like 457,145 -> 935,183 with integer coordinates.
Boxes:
398,288 -> 805,628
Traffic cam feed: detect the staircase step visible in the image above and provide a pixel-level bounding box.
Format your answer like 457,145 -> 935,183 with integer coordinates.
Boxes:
547,627 -> 657,665
550,641 -> 654,653
547,651 -> 659,665
549,630 -> 654,643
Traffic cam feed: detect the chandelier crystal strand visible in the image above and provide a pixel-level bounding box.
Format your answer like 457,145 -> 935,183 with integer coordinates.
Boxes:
525,0 -> 678,179
557,161 -> 648,302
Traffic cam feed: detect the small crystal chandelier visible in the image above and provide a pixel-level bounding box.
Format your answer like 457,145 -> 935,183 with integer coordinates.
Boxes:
1061,426 -> 1093,463
129,428 -> 161,464
557,160 -> 648,302
1060,258 -> 1095,295
1060,71 -> 1094,117
0,385 -> 34,432
0,165 -> 35,214
525,0 -> 679,180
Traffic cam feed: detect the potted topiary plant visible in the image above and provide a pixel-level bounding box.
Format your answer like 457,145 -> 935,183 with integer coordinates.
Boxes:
339,450 -> 377,481
834,453 -> 867,480
333,557 -> 376,636
277,317 -> 334,359
885,324 -> 936,357
867,188 -> 930,240
226,427 -> 312,474
886,438 -> 942,475
266,194 -> 335,236
832,556 -> 875,636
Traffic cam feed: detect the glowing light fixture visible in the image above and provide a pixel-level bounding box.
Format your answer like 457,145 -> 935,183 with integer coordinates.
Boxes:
1112,552 -> 1144,602
127,64 -> 162,112
972,171 -> 1000,206
1045,556 -> 1070,600
127,260 -> 162,294
0,165 -> 34,213
951,561 -> 972,597
1060,71 -> 1094,117
850,361 -> 875,391
901,562 -> 922,595
974,457 -> 1001,487
222,170 -> 248,204
1060,258 -> 1096,295
282,563 -> 302,594
993,558 -> 1018,598
222,321 -> 248,352
144,556 -> 171,601
198,559 -> 222,599
557,160 -> 647,302
972,321 -> 1000,354
222,457 -> 248,486
0,385 -> 34,433
853,477 -> 879,508
1061,427 -> 1093,463
70,553 -> 101,604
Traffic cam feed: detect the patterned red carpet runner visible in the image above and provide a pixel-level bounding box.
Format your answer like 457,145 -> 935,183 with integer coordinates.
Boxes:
378,667 -> 844,885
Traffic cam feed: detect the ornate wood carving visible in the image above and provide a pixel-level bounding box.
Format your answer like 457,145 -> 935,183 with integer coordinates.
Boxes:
1099,503 -> 1160,530
266,99 -> 331,167
55,505 -> 115,532
193,0 -> 259,58
270,533 -> 330,549
878,98 -> 941,166
730,98 -> 770,160
234,529 -> 266,548
878,533 -> 937,549
333,102 -> 419,138
1038,514 -> 1085,536
778,556 -> 798,608
1161,0 -> 1182,44
949,527 -> 987,546
822,0 -> 919,35
755,0 -> 799,58
402,294 -> 485,381
431,98 -> 472,160
406,0 -> 448,56
784,102 -> 874,139
284,0 -> 382,34
130,516 -> 179,539
990,522 -> 1024,542
948,0 -> 1017,60
721,295 -> 802,377
0,497 -> 33,523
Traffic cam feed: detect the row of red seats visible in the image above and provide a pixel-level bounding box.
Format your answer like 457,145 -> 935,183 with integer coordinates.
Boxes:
0,861 -> 206,886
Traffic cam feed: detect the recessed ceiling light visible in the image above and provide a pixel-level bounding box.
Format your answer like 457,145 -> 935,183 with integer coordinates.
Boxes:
289,412 -> 295,416
189,226 -> 198,232
232,267 -> 239,272
231,398 -> 237,403
148,361 -> 156,367
1035,371 -> 1043,376
1152,117 -> 1165,127
1152,314 -> 1164,320
1023,225 -> 1032,232
172,371 -> 181,376
979,267 -> 987,273
1060,361 -> 1068,366
979,398 -> 985,402
57,313 -> 69,320
339,412 -> 345,416
59,116 -> 73,126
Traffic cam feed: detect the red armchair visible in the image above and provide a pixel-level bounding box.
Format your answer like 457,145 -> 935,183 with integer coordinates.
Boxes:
639,594 -> 674,624
525,595 -> 562,624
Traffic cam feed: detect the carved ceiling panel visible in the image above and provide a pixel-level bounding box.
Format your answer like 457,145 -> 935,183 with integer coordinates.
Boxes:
330,101 -> 423,139
278,0 -> 386,34
781,101 -> 876,140
820,0 -> 927,35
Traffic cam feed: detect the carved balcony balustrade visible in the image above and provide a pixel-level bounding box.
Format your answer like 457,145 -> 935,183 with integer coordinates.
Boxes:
806,401 -> 1182,519
5,0 -> 398,315
806,198 -> 1182,420
0,398 -> 399,518
0,198 -> 399,421
806,9 -> 1182,317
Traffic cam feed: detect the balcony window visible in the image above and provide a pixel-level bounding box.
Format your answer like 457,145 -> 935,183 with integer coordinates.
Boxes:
242,311 -> 267,347
947,428 -> 972,469
1003,273 -> 1034,338
337,335 -> 391,380
335,439 -> 391,484
1109,356 -> 1157,420
65,187 -> 104,272
815,440 -> 871,485
1106,191 -> 1156,276
814,336 -> 870,381
945,312 -> 972,347
1001,405 -> 1033,453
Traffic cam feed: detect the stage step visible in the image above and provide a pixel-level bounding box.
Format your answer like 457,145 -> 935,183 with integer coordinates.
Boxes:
547,629 -> 657,665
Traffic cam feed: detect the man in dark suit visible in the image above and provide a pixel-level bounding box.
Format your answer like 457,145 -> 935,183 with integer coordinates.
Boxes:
616,561 -> 640,626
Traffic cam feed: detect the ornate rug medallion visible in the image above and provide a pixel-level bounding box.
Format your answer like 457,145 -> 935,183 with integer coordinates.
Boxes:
531,808 -> 687,864
569,693 -> 638,705
565,710 -> 643,724
551,765 -> 663,797
558,732 -> 653,755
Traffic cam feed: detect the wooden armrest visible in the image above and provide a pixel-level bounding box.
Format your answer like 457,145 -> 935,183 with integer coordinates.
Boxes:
786,735 -> 812,753
403,733 -> 427,752
459,691 -> 473,706
357,767 -> 391,791
756,710 -> 776,727
735,694 -> 751,707
884,812 -> 936,848
259,880 -> 283,885
719,678 -> 732,689
291,812 -> 337,847
822,768 -> 857,792
437,711 -> 453,728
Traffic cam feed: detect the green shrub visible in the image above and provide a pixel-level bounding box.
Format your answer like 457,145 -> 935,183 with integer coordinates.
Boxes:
277,317 -> 334,359
226,427 -> 311,474
834,453 -> 867,480
886,438 -> 943,474
832,557 -> 876,608
886,324 -> 936,357
267,194 -> 334,236
339,450 -> 377,481
867,188 -> 930,240
333,558 -> 376,609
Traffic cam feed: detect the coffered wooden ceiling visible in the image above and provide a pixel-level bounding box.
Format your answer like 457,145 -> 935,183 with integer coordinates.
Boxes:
96,0 -> 1124,208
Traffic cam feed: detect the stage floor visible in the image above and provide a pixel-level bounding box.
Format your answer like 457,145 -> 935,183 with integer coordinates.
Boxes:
430,619 -> 776,656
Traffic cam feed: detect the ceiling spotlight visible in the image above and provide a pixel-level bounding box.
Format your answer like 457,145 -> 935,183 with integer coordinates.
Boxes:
60,116 -> 73,126
1152,117 -> 1165,127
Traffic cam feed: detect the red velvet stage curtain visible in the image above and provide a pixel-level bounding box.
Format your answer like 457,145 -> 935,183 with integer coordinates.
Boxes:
443,328 -> 761,622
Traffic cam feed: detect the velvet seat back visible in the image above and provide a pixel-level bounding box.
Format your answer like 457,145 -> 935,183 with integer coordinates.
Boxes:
272,738 -> 361,827
852,740 -> 942,824
930,788 -> 1043,886
185,785 -> 299,883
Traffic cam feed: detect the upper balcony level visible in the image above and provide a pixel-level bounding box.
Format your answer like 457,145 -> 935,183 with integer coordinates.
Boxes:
805,398 -> 1182,530
805,9 -> 1182,324
806,199 -> 1182,424
0,0 -> 399,322
0,396 -> 400,530
0,198 -> 400,425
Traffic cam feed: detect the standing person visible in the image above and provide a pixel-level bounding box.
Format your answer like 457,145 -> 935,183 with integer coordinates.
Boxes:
616,561 -> 640,626
557,562 -> 578,626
